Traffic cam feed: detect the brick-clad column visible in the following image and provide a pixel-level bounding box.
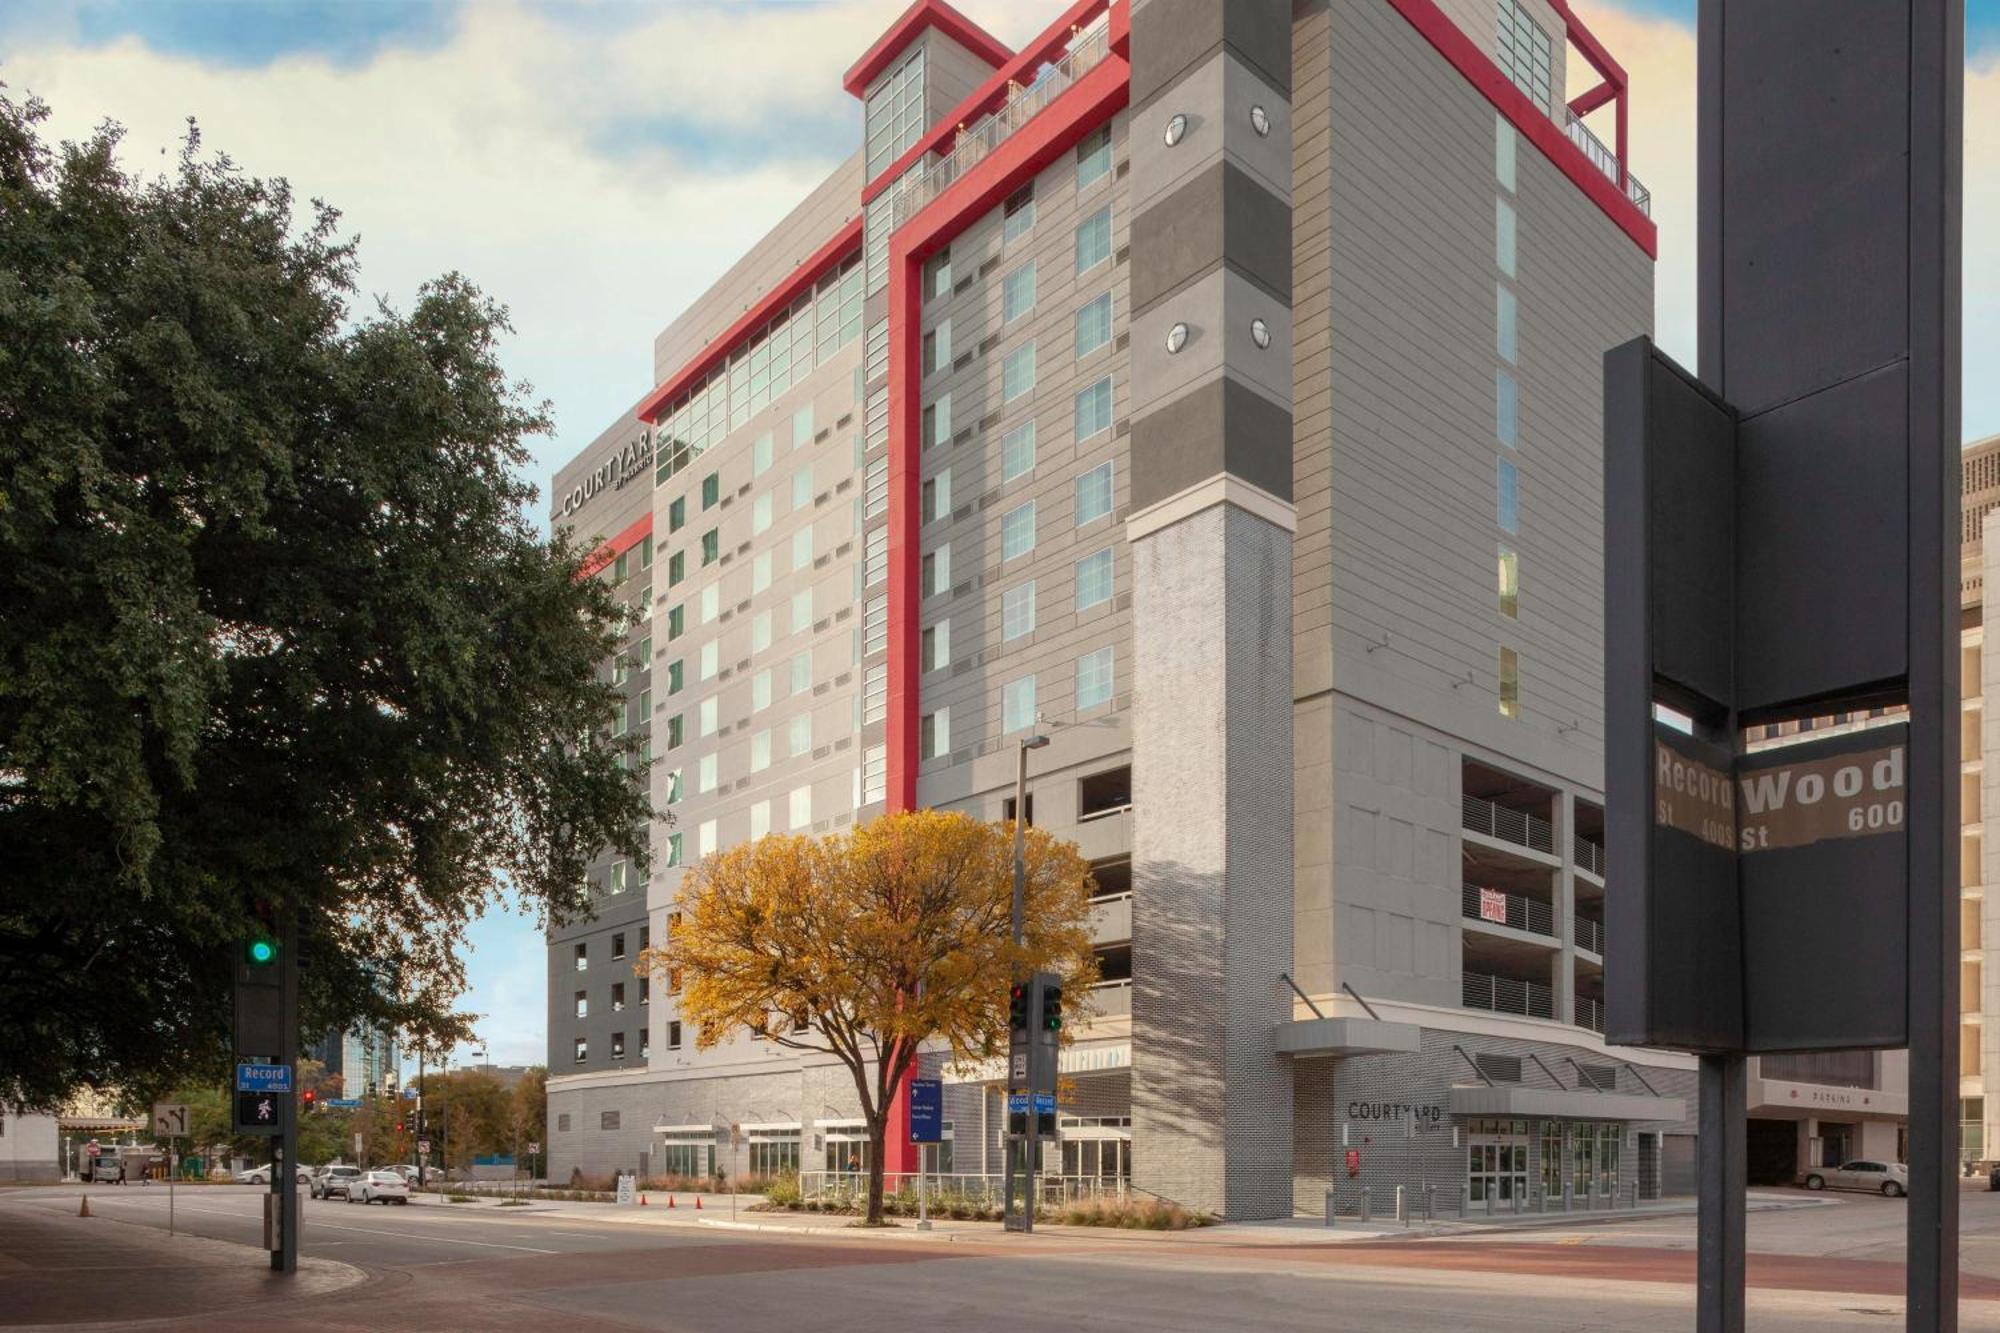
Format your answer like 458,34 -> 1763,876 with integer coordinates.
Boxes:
1126,0 -> 1296,1221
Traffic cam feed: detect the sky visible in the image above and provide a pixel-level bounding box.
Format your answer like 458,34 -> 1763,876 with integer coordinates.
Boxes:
3,0 -> 1995,1068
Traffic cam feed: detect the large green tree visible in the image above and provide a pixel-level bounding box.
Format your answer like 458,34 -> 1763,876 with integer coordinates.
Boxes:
0,95 -> 649,1108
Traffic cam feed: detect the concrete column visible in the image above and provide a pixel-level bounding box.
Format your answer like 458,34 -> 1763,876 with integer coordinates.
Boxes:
1556,792 -> 1576,1025
1981,512 -> 2000,1159
1126,0 -> 1296,1222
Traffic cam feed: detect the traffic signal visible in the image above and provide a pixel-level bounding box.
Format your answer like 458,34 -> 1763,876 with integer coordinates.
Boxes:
396,1120 -> 406,1135
245,898 -> 279,966
302,1088 -> 316,1111
1009,981 -> 1030,1032
1042,983 -> 1064,1032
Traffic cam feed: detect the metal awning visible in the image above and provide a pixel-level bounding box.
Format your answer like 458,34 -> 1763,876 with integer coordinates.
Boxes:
59,1117 -> 143,1134
1275,1017 -> 1424,1058
1447,1085 -> 1685,1122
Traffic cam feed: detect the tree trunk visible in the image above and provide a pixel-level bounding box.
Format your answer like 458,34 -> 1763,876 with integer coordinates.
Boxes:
865,1112 -> 888,1225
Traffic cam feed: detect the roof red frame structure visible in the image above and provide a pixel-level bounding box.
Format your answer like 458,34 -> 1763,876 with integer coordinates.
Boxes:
843,0 -> 1012,98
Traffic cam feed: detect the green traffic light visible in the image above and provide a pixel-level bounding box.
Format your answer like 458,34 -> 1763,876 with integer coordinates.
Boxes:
247,938 -> 277,965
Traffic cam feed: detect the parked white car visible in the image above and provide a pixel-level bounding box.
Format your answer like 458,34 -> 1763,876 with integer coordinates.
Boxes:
1802,1159 -> 1908,1197
349,1170 -> 411,1205
236,1164 -> 311,1186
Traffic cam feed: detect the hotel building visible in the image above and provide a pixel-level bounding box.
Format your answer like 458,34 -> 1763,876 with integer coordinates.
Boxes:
547,0 -> 1715,1218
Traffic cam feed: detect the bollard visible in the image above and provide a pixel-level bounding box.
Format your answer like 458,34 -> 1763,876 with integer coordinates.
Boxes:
1395,1184 -> 1407,1225
1324,1188 -> 1337,1227
1359,1185 -> 1372,1224
1485,1186 -> 1494,1217
1423,1183 -> 1435,1222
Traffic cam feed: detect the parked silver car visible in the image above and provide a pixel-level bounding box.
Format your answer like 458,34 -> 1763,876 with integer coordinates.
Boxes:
311,1164 -> 363,1200
1802,1159 -> 1908,1196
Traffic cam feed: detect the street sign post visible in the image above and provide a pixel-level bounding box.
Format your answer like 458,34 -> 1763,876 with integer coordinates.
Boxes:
153,1104 -> 186,1237
909,1079 -> 942,1232
1605,4 -> 1960,1327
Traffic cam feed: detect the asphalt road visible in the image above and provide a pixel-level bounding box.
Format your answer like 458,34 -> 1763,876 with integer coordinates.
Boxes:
8,1184 -> 2000,1331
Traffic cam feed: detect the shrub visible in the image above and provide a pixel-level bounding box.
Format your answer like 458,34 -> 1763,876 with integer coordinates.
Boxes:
763,1172 -> 801,1208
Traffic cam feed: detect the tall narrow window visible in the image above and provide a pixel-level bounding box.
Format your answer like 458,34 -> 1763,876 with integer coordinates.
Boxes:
1496,284 -> 1518,363
1496,370 -> 1519,447
1001,502 -> 1037,560
1075,462 -> 1114,525
1074,376 -> 1113,439
1495,114 -> 1517,192
1075,548 -> 1114,610
1002,675 -> 1037,733
1075,206 -> 1112,273
1497,546 -> 1519,617
1075,292 -> 1112,358
1076,646 -> 1115,711
1497,459 -> 1519,534
1003,184 -> 1036,243
1075,125 -> 1112,188
1495,198 -> 1517,278
1002,264 -> 1037,323
1002,343 -> 1037,402
1001,420 -> 1037,483
1498,647 -> 1521,718
1002,581 -> 1037,641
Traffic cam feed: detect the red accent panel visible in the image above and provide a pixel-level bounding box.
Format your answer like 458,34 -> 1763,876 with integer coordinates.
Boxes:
634,218 -> 863,426
577,513 -> 654,580
843,0 -> 1012,99
883,52 -> 1132,817
1382,0 -> 1655,257
861,0 -> 1116,206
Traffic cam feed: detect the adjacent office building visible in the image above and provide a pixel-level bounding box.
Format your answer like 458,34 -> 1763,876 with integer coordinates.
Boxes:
549,0 -> 1714,1217
308,1026 -> 400,1101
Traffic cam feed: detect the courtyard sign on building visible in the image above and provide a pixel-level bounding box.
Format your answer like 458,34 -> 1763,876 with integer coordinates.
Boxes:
560,429 -> 653,518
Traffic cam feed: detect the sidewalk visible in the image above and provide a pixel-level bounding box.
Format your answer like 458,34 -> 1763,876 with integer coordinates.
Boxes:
0,1195 -> 364,1328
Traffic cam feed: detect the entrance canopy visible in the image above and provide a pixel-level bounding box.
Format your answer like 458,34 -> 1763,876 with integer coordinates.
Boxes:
1447,1085 -> 1684,1123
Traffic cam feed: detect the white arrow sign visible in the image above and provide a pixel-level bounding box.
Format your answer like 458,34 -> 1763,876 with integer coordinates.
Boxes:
152,1103 -> 189,1139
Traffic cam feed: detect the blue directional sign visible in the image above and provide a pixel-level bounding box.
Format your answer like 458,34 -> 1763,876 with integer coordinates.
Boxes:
1007,1093 -> 1027,1115
403,1085 -> 419,1100
908,1078 -> 943,1143
235,1062 -> 293,1093
325,1098 -> 362,1109
1005,1092 -> 1057,1116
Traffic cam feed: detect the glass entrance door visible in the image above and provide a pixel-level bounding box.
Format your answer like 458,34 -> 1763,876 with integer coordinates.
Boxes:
1466,1119 -> 1529,1209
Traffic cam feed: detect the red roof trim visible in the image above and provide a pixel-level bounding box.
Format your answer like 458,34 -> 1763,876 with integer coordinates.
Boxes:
1383,0 -> 1655,258
577,513 -> 653,580
634,216 -> 862,426
842,0 -> 1012,99
861,0 -> 1113,205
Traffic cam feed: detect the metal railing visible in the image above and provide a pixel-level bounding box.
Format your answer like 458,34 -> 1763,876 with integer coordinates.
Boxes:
1573,836 -> 1606,877
1462,883 -> 1556,938
1574,915 -> 1604,955
1088,977 -> 1133,1018
1463,970 -> 1554,1020
797,1171 -> 1130,1209
1462,794 -> 1556,854
1563,108 -> 1652,216
1575,995 -> 1606,1033
890,23 -> 1114,228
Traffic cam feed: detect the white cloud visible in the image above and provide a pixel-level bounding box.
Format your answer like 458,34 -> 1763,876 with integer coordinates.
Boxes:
1575,0 -> 2000,442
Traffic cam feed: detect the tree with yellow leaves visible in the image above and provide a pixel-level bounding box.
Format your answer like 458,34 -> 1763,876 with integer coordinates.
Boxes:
645,808 -> 1097,1225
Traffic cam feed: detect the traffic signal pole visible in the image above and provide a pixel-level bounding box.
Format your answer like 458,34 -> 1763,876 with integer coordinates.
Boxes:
274,907 -> 299,1273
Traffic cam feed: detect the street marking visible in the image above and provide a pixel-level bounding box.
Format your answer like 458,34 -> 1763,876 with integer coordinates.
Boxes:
29,1195 -> 560,1255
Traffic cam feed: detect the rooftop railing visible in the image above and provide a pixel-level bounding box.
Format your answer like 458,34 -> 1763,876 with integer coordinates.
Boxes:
1463,970 -> 1554,1020
1573,836 -> 1606,877
1462,883 -> 1556,939
890,22 -> 1114,229
1563,108 -> 1651,216
1462,794 -> 1556,855
1574,915 -> 1604,956
1575,995 -> 1606,1034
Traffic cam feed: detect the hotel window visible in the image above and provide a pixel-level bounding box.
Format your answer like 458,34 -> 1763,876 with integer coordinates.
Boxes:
700,640 -> 719,680
791,588 -> 813,633
610,1032 -> 625,1061
1003,675 -> 1038,733
750,800 -> 770,839
1497,459 -> 1519,534
1076,646 -> 1115,711
1496,284 -> 1517,363
1002,581 -> 1037,641
925,393 -> 953,448
701,528 -> 720,566
665,713 -> 684,750
1496,370 -> 1518,447
668,551 -> 686,587
1498,546 -> 1519,617
639,1030 -> 649,1060
1076,548 -> 1114,610
865,48 -> 926,177
1496,198 -> 1517,278
751,611 -> 773,655
698,753 -> 719,794
1003,183 -> 1035,243
699,696 -> 718,737
1496,0 -> 1554,112
664,768 -> 683,805
698,820 -> 716,858
1002,343 -> 1037,402
573,1037 -> 587,1064
641,974 -> 651,1003
751,730 -> 772,773
668,1020 -> 683,1050
612,930 -> 625,959
700,584 -> 720,624
922,619 -> 951,672
752,669 -> 772,712
862,743 -> 887,804
1001,501 -> 1037,560
753,491 -> 773,535
669,496 -> 687,532
1498,647 -> 1521,718
611,982 -> 625,1011
702,472 -> 720,509
664,832 -> 683,867
574,942 -> 588,972
790,651 -> 811,695
927,248 -> 953,300
790,785 -> 813,829
788,712 -> 812,758
639,535 -> 654,569
924,543 -> 951,596
1075,293 -> 1112,358
754,550 -> 773,593
793,465 -> 814,509
923,468 -> 952,524
611,861 -> 630,895
575,991 -> 588,1019
1076,462 -> 1114,525
792,403 -> 813,449
1076,125 -> 1112,188
1075,206 -> 1112,273
665,659 -> 684,695
1001,420 -> 1037,483
926,319 -> 953,373
1002,263 -> 1037,323
613,551 -> 629,584
792,526 -> 813,572
1074,375 -> 1113,440
921,708 -> 951,760
1496,114 -> 1517,191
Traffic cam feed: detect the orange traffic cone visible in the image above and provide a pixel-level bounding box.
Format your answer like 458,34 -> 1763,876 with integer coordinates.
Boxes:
667,1195 -> 675,1208
640,1193 -> 648,1206
78,1195 -> 91,1218
695,1195 -> 702,1210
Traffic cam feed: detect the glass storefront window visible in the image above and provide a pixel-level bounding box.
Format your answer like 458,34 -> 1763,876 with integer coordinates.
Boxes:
1541,1121 -> 1565,1200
